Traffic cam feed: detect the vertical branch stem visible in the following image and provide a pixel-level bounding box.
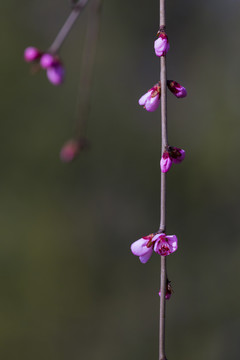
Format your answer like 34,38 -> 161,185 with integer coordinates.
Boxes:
159,0 -> 168,359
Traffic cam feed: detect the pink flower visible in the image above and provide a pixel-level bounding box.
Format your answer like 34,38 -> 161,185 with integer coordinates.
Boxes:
170,147 -> 185,164
154,32 -> 170,57
167,80 -> 187,98
131,233 -> 155,263
24,47 -> 42,62
160,151 -> 172,173
153,233 -> 178,256
138,83 -> 161,112
160,146 -> 185,173
46,63 -> 65,86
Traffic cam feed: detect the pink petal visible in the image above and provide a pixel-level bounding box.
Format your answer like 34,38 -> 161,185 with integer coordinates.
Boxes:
152,233 -> 162,242
165,235 -> 178,253
154,37 -> 169,57
130,238 -> 149,256
145,95 -> 160,112
160,153 -> 172,173
138,91 -> 151,106
175,86 -> 187,98
139,249 -> 153,263
46,64 -> 65,86
172,149 -> 185,164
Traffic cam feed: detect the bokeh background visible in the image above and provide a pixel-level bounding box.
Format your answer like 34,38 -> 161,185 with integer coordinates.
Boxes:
1,0 -> 240,359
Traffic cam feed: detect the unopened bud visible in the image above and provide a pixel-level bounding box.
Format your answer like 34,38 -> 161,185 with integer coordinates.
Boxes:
167,80 -> 187,98
60,138 -> 88,163
24,47 -> 41,62
154,31 -> 170,57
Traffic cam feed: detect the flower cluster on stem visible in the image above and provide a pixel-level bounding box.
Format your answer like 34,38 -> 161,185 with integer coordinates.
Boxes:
131,232 -> 178,263
24,47 -> 64,86
139,80 -> 186,112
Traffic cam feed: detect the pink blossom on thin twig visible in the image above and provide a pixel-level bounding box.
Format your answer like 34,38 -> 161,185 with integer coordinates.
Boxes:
153,233 -> 178,256
138,83 -> 161,112
167,80 -> 187,98
154,31 -> 169,57
160,147 -> 185,173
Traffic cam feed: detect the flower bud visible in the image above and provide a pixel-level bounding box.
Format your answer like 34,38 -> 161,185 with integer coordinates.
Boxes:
46,63 -> 65,86
40,53 -> 56,69
160,146 -> 185,173
138,83 -> 161,112
169,147 -> 185,164
160,151 -> 172,173
24,47 -> 41,62
60,138 -> 88,162
154,31 -> 170,57
167,80 -> 187,98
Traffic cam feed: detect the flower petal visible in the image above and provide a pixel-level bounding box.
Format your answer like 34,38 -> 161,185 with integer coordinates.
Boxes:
130,238 -> 149,256
152,233 -> 163,242
46,64 -> 65,86
145,95 -> 160,112
160,153 -> 172,173
166,235 -> 178,253
172,149 -> 185,164
139,249 -> 153,263
154,37 -> 169,57
138,91 -> 151,106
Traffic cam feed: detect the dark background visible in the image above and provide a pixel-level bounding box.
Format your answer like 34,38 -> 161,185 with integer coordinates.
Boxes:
0,1 -> 240,359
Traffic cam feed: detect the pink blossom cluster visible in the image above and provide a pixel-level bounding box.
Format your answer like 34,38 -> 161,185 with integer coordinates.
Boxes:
139,80 -> 187,112
138,30 -> 187,112
160,146 -> 185,173
130,232 -> 178,264
24,47 -> 65,86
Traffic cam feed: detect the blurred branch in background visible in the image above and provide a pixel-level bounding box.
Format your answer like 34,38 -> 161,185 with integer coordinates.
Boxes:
60,0 -> 104,162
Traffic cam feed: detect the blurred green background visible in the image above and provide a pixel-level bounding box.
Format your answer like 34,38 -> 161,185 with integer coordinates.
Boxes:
1,0 -> 240,359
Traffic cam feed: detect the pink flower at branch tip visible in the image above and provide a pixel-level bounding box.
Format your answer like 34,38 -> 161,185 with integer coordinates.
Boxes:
153,233 -> 178,256
138,83 -> 161,112
154,31 -> 169,57
167,80 -> 187,98
160,146 -> 185,173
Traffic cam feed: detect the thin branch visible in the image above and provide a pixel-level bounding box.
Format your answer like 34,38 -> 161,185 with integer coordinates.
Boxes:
49,0 -> 90,54
159,0 -> 168,359
74,0 -> 104,137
